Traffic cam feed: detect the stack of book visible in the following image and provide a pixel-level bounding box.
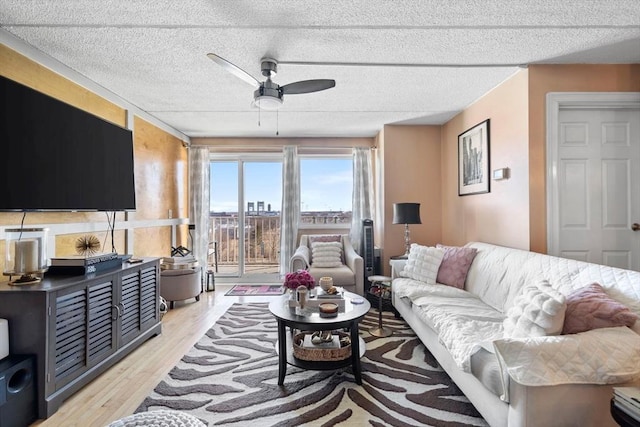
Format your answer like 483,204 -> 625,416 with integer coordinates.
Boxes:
48,252 -> 121,275
317,288 -> 344,299
613,387 -> 640,424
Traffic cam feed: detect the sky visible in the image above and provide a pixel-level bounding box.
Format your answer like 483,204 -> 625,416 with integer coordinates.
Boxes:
210,158 -> 353,213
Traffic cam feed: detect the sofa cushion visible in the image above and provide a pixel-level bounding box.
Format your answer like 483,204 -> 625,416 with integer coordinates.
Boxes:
311,241 -> 343,268
400,244 -> 445,285
470,347 -> 506,399
562,283 -> 638,334
503,280 -> 566,338
436,244 -> 478,289
308,264 -> 354,286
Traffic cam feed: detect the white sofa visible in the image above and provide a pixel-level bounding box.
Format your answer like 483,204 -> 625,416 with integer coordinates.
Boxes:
391,242 -> 640,427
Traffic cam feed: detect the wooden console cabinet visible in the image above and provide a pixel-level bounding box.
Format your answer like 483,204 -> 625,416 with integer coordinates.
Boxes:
0,258 -> 162,419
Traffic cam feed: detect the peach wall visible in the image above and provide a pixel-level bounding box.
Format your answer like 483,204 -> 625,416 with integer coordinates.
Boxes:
441,70 -> 530,249
527,64 -> 640,253
380,125 -> 441,274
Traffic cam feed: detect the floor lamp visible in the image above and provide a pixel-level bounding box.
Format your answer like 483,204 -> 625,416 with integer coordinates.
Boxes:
392,203 -> 422,257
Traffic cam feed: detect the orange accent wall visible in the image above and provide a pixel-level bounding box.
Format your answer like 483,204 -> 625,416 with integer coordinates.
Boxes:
0,44 -> 125,127
132,116 -> 189,256
0,45 -> 188,272
441,70 -> 530,249
527,64 -> 640,253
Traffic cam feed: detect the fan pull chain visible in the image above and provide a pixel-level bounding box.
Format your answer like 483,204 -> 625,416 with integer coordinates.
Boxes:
276,109 -> 279,136
258,104 -> 261,127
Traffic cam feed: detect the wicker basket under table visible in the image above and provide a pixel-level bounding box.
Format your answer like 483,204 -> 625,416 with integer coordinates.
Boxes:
292,331 -> 351,361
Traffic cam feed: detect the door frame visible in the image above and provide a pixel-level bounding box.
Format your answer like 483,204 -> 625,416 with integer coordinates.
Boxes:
546,92 -> 640,257
209,154 -> 283,282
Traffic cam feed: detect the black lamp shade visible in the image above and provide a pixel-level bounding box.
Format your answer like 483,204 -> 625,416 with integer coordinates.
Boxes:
392,203 -> 421,225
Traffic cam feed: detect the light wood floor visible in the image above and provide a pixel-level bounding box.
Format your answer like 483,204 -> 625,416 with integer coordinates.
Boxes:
31,284 -> 282,427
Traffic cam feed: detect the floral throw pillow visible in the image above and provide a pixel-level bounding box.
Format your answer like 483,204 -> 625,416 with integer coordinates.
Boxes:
562,283 -> 638,334
435,244 -> 478,289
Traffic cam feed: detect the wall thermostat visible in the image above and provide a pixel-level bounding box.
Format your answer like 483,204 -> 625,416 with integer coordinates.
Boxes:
493,168 -> 510,180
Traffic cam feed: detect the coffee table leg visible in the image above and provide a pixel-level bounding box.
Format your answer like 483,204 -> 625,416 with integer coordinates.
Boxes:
277,320 -> 287,385
350,323 -> 362,385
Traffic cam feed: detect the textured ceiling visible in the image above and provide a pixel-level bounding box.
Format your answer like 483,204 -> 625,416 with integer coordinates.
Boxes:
1,1 -> 639,139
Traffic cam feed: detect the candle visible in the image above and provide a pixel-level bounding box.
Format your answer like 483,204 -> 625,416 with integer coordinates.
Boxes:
14,239 -> 39,273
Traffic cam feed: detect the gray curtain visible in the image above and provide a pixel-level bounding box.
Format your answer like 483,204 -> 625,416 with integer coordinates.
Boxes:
189,146 -> 210,271
279,146 -> 300,275
350,147 -> 374,253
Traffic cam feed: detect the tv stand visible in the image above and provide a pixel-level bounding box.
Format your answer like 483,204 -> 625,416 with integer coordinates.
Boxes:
0,258 -> 161,419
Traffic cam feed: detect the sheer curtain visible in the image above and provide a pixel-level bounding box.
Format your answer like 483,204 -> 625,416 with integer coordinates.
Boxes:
350,147 -> 374,253
279,146 -> 300,275
189,146 -> 210,271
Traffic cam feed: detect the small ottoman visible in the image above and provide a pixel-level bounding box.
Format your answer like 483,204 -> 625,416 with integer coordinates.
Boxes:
108,409 -> 205,427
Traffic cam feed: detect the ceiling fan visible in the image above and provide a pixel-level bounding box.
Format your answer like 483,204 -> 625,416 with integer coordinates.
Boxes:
207,53 -> 336,110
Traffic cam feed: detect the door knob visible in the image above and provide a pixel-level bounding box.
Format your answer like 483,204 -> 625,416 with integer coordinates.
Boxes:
633,223 -> 640,231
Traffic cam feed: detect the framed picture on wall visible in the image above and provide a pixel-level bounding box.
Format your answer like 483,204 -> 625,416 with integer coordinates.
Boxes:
458,119 -> 490,196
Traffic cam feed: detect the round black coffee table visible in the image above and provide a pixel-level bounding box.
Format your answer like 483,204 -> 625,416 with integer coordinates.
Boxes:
269,290 -> 371,385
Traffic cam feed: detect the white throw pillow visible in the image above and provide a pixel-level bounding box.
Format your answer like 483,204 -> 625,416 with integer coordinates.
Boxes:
503,280 -> 567,338
400,244 -> 445,285
311,241 -> 343,268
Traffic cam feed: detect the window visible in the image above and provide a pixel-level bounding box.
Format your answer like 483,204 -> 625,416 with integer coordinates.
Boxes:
300,157 -> 352,225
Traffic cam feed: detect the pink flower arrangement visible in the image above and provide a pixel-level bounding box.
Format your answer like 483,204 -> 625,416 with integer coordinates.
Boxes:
284,270 -> 315,290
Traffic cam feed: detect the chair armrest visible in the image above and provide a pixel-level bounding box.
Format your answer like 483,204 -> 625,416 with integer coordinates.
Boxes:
290,245 -> 310,272
493,326 -> 640,388
344,243 -> 364,295
390,259 -> 407,279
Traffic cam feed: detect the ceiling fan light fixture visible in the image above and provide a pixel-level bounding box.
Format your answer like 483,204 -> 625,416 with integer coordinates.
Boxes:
254,95 -> 283,110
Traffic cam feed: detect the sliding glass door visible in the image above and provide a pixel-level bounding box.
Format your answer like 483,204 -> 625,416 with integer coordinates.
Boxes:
210,158 -> 282,281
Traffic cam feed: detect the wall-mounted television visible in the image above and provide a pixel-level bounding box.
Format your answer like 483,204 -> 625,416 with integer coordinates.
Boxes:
0,75 -> 136,211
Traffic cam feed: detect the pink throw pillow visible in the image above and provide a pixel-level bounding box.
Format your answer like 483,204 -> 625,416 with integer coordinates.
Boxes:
435,244 -> 478,289
562,283 -> 638,334
309,235 -> 341,244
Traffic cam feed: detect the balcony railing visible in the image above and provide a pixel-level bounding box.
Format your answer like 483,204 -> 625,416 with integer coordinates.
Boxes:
208,212 -> 352,273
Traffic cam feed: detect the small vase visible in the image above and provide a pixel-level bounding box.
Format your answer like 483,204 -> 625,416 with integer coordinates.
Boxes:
319,277 -> 333,292
296,286 -> 308,309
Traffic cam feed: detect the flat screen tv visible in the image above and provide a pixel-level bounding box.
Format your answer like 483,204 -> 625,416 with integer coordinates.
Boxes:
0,75 -> 136,211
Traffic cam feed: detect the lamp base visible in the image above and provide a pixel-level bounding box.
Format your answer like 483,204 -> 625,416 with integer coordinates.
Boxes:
9,274 -> 41,286
404,223 -> 412,256
369,326 -> 393,338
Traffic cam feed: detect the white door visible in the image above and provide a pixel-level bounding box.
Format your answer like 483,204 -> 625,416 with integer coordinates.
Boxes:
550,105 -> 640,270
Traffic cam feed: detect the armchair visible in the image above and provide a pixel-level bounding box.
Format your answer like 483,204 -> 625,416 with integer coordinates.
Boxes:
289,234 -> 364,295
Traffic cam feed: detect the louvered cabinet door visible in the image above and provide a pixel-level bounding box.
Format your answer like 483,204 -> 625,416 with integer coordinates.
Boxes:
87,279 -> 118,366
52,287 -> 87,390
120,264 -> 159,346
52,278 -> 117,391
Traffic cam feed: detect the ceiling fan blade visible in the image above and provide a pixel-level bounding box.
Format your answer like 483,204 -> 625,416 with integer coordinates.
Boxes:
207,53 -> 260,88
281,79 -> 336,95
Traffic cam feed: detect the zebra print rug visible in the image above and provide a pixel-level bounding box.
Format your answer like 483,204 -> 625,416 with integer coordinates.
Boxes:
137,303 -> 487,426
